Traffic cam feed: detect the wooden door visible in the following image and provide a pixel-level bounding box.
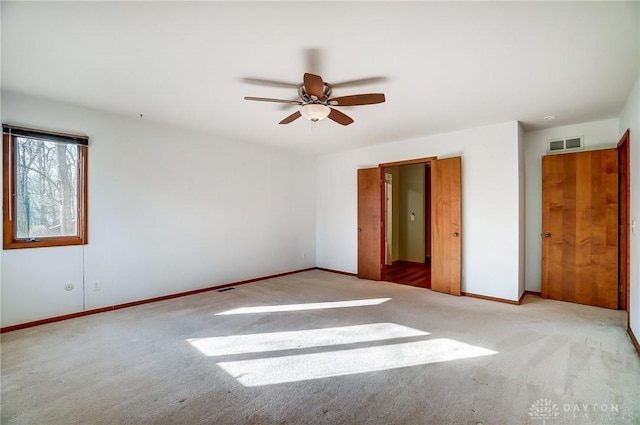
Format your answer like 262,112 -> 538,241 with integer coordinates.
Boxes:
541,149 -> 618,309
430,157 -> 462,295
358,167 -> 382,280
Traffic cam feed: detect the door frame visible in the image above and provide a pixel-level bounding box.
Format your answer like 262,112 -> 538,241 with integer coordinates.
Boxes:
618,129 -> 630,316
379,157 -> 436,281
424,163 -> 432,265
385,173 -> 393,266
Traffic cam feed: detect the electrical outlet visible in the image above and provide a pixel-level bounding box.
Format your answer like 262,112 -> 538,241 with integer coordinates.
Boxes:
64,283 -> 74,291
93,281 -> 101,291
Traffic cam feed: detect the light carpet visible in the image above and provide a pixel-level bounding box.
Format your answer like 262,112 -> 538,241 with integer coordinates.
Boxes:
2,270 -> 639,424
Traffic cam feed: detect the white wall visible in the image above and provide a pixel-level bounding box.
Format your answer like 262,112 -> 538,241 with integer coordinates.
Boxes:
388,167 -> 400,263
619,73 -> 640,340
316,121 -> 523,301
1,91 -> 316,327
399,164 -> 424,263
523,118 -> 620,293
518,123 -> 526,298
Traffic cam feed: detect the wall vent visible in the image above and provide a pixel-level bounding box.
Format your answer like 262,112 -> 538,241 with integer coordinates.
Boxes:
547,136 -> 584,153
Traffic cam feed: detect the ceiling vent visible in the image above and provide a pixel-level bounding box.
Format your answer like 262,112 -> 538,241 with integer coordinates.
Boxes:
547,136 -> 584,153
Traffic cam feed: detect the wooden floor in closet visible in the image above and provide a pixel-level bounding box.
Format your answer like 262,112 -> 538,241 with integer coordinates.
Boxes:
384,262 -> 431,289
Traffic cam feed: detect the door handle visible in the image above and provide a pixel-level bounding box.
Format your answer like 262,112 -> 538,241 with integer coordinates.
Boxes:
542,233 -> 551,238
358,228 -> 362,233
453,232 -> 459,237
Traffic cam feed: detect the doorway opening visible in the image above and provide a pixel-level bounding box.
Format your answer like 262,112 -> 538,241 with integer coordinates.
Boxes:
358,156 -> 461,295
381,161 -> 432,289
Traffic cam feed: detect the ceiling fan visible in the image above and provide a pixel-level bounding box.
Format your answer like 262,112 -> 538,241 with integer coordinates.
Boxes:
244,73 -> 385,126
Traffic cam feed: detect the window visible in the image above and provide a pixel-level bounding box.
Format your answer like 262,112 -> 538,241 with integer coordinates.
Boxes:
3,125 -> 88,249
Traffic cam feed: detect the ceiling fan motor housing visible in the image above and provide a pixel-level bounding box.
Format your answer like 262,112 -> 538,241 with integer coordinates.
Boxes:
299,84 -> 332,103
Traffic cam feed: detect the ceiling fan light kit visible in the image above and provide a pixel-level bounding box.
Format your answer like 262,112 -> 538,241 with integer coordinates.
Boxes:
244,73 -> 385,126
300,104 -> 331,122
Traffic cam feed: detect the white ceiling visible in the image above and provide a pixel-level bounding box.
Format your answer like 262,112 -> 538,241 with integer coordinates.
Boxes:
2,1 -> 639,155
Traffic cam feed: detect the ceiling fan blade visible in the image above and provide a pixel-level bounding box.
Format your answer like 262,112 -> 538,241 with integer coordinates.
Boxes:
329,94 -> 386,106
327,108 -> 354,126
279,99 -> 302,110
304,73 -> 325,99
330,77 -> 388,89
244,96 -> 303,105
279,111 -> 302,125
241,77 -> 300,88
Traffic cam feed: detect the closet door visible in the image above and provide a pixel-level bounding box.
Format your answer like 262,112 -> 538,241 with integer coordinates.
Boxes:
541,149 -> 618,309
431,157 -> 462,295
357,167 -> 382,280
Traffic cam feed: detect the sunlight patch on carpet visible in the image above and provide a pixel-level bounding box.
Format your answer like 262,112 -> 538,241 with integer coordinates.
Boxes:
218,338 -> 498,386
187,323 -> 429,356
215,298 -> 391,315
